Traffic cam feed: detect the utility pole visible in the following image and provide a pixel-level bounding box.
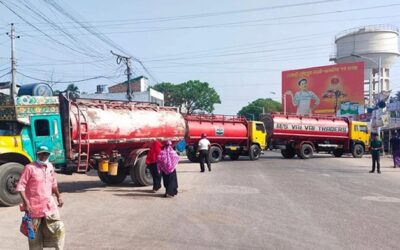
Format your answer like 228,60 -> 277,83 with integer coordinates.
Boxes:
111,50 -> 132,101
6,23 -> 19,104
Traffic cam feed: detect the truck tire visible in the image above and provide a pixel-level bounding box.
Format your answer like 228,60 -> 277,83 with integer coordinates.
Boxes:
281,149 -> 295,159
333,149 -> 343,157
0,162 -> 24,206
134,156 -> 153,186
352,144 -> 364,158
209,146 -> 223,163
187,151 -> 199,162
229,154 -> 240,160
98,161 -> 127,185
298,144 -> 313,159
249,144 -> 261,160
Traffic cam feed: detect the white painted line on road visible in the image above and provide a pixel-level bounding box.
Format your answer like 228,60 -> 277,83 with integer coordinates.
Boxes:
200,185 -> 260,194
362,196 -> 400,203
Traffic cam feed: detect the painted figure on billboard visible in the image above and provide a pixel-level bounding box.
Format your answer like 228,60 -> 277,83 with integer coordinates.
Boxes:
323,76 -> 347,113
282,62 -> 364,117
285,78 -> 320,115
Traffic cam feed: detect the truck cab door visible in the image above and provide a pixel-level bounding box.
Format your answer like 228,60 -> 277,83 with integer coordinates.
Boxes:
359,125 -> 370,148
351,123 -> 370,149
251,122 -> 267,150
31,115 -> 65,164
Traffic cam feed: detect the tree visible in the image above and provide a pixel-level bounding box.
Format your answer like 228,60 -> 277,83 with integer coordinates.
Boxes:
65,84 -> 80,99
152,80 -> 221,114
151,82 -> 182,107
179,80 -> 221,114
238,98 -> 282,120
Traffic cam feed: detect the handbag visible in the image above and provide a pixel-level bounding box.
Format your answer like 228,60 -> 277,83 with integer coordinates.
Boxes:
20,213 -> 36,240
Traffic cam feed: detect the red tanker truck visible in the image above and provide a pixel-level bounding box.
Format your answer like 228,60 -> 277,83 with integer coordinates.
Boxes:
184,114 -> 267,162
0,90 -> 266,206
0,93 -> 186,206
261,113 -> 370,159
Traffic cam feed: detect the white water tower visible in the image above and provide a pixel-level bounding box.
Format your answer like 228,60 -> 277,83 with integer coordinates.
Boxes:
330,25 -> 399,107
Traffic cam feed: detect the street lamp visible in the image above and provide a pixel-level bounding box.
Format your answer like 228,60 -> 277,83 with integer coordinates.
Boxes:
351,53 -> 382,107
270,91 -> 287,115
246,113 -> 255,121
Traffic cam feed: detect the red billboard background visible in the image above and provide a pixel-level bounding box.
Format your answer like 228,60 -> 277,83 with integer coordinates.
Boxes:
282,62 -> 364,116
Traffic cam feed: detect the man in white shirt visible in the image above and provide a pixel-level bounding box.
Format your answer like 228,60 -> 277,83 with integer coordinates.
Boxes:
197,133 -> 211,172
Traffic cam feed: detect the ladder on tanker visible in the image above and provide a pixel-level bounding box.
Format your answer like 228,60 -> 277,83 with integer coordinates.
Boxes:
71,103 -> 90,173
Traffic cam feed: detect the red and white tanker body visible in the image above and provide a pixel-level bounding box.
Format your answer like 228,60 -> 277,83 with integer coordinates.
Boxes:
261,113 -> 370,159
61,96 -> 187,186
184,114 -> 267,162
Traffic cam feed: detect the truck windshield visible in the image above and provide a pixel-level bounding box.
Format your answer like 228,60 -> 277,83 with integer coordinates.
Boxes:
0,121 -> 23,136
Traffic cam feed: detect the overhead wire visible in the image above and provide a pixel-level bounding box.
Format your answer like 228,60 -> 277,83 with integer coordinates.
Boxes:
42,0 -> 150,78
20,0 -> 340,26
16,4 -> 400,35
16,71 -> 120,84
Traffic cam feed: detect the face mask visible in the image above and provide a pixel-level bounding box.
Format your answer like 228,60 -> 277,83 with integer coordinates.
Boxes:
36,159 -> 49,165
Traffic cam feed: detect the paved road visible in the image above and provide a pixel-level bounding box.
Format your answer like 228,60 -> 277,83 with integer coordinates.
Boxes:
1,151 -> 400,250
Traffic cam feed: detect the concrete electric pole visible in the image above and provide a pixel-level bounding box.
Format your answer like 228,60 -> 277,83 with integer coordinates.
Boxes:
111,50 -> 133,101
6,23 -> 19,104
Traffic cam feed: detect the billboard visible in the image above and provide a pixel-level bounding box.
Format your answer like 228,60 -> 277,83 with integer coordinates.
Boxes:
282,62 -> 364,116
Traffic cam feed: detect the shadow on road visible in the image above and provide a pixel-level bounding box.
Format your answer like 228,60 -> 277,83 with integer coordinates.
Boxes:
58,180 -> 141,193
113,193 -> 166,199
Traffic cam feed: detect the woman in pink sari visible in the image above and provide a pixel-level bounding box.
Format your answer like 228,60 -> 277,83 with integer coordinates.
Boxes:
157,141 -> 179,198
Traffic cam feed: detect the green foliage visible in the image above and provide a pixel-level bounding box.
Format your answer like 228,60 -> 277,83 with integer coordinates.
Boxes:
238,98 -> 282,120
152,80 -> 221,114
151,82 -> 182,107
65,84 -> 80,99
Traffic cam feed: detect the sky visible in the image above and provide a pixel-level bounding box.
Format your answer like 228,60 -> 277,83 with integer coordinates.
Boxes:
1,0 -> 400,115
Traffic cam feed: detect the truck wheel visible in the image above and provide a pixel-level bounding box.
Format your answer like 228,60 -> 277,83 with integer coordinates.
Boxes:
298,144 -> 313,159
209,146 -> 223,163
134,156 -> 153,186
333,149 -> 343,157
352,144 -> 364,158
187,151 -> 199,162
98,161 -> 127,185
249,145 -> 261,160
0,162 -> 24,207
229,154 -> 240,160
281,149 -> 295,159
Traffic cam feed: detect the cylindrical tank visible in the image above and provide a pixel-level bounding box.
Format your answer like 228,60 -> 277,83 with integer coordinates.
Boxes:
69,99 -> 186,154
185,115 -> 248,145
334,25 -> 399,69
18,83 -> 53,97
331,25 -> 399,100
262,114 -> 349,141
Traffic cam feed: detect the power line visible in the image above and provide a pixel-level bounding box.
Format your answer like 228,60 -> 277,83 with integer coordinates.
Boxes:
16,71 -> 119,84
20,0 -> 340,26
0,71 -> 10,79
16,4 -> 400,35
42,0 -> 156,81
1,1 -> 119,74
0,1 -> 102,58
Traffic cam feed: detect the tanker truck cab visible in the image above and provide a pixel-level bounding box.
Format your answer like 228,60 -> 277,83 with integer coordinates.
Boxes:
0,95 -> 66,206
349,121 -> 370,157
248,121 -> 267,160
0,121 -> 33,206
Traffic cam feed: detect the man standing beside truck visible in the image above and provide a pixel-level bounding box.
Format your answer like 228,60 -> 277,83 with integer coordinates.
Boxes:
16,145 -> 65,250
370,133 -> 383,174
197,133 -> 211,172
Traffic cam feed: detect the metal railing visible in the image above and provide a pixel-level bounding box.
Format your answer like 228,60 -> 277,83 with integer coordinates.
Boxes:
335,24 -> 399,41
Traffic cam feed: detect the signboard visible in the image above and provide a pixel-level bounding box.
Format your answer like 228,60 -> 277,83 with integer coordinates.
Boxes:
0,95 -> 59,124
282,62 -> 364,116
